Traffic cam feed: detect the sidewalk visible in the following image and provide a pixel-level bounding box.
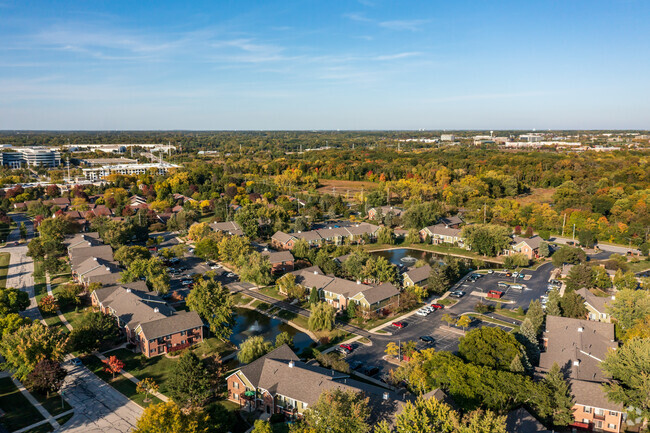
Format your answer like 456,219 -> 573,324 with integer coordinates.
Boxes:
46,272 -> 73,331
94,351 -> 169,403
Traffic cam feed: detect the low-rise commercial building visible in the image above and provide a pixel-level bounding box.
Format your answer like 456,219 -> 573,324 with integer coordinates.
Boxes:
82,162 -> 179,181
1,147 -> 61,168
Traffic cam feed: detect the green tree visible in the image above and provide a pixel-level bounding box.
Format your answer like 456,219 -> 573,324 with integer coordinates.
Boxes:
577,229 -> 597,248
601,337 -> 650,420
0,322 -> 67,381
238,251 -> 273,286
67,311 -> 121,354
120,257 -> 170,293
114,245 -> 151,268
546,288 -> 562,316
613,269 -> 639,291
136,377 -> 159,403
132,401 -> 205,433
308,287 -> 320,305
551,246 -> 586,267
19,222 -> 27,240
538,241 -> 550,258
401,202 -> 443,230
376,226 -> 395,245
167,351 -> 212,408
251,420 -> 272,433
460,224 -> 511,257
525,300 -> 545,335
442,313 -> 455,328
458,410 -> 507,433
292,238 -> 310,260
186,278 -> 234,340
308,302 -> 336,332
515,318 -> 540,365
388,395 -> 457,433
234,205 -> 261,239
0,287 -> 30,315
188,222 -> 212,242
537,363 -> 576,427
275,331 -> 294,349
559,290 -> 588,319
0,313 -> 30,337
237,336 -> 274,364
607,289 -> 650,333
503,253 -> 530,268
427,263 -> 451,295
405,228 -> 421,244
565,263 -> 595,291
593,266 -> 613,290
456,315 -> 471,331
303,389 -> 371,433
458,327 -> 524,371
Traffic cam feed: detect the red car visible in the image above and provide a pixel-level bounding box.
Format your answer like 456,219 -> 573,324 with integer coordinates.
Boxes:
430,303 -> 444,310
339,344 -> 353,351
392,321 -> 406,328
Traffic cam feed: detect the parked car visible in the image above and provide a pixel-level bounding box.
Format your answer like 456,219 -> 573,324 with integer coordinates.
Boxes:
71,358 -> 82,366
210,264 -> 221,270
450,291 -> 465,298
430,303 -> 444,310
181,280 -> 193,286
360,365 -> 380,376
416,309 -> 429,316
487,269 -> 494,274
392,321 -> 406,328
337,346 -> 351,356
339,344 -> 354,352
350,361 -> 363,370
226,272 -> 236,278
498,282 -> 509,289
419,336 -> 435,343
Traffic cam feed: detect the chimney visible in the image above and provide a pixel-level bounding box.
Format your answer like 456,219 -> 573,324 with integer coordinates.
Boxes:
577,327 -> 584,332
93,257 -> 98,261
154,307 -> 159,313
288,360 -> 294,368
314,271 -> 318,275
573,360 -> 580,367
383,392 -> 389,400
105,267 -> 110,271
126,288 -> 131,293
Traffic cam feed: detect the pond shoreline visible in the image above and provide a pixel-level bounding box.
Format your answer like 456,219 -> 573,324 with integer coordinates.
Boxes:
369,246 -> 502,265
233,303 -> 318,344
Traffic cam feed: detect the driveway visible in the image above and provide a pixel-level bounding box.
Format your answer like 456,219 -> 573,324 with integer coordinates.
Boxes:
58,359 -> 142,433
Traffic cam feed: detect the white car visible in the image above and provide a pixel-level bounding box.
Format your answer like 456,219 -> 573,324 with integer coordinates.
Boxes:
181,280 -> 193,286
416,309 -> 429,316
487,269 -> 494,274
210,264 -> 221,270
226,272 -> 236,278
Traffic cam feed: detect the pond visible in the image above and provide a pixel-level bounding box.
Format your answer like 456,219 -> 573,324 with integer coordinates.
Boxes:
230,307 -> 314,353
371,248 -> 497,270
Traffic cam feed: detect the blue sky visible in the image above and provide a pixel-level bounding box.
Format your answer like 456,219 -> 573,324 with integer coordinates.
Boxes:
1,0 -> 649,130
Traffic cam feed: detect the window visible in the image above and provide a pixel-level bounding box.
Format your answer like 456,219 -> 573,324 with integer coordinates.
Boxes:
608,424 -> 616,430
233,382 -> 239,389
584,406 -> 592,413
595,421 -> 602,429
609,411 -> 617,416
180,330 -> 186,336
181,340 -> 185,344
234,393 -> 239,400
595,408 -> 604,416
583,418 -> 590,424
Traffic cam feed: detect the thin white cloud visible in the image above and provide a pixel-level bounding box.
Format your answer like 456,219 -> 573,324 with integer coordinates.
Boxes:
343,12 -> 372,22
374,52 -> 421,60
379,19 -> 429,32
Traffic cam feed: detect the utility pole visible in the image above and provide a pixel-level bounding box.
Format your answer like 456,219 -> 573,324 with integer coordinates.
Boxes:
572,224 -> 576,243
483,204 -> 486,224
561,214 -> 566,237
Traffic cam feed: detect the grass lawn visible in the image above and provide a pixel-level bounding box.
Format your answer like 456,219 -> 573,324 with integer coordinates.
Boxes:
32,390 -> 72,417
275,309 -> 310,330
191,337 -> 236,359
469,314 -> 518,332
627,259 -> 650,273
55,412 -> 74,428
362,242 -> 503,264
0,252 -> 10,289
258,286 -> 285,301
494,308 -> 526,321
0,222 -> 13,245
0,377 -> 45,432
231,293 -> 252,305
81,355 -> 162,408
437,298 -> 457,307
251,300 -> 271,310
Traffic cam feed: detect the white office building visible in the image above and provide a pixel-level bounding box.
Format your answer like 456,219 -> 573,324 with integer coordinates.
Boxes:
440,134 -> 455,142
82,162 -> 180,181
0,147 -> 61,168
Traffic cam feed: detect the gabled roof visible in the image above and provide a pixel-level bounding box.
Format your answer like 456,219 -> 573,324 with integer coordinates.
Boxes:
438,215 -> 463,227
138,311 -> 204,340
261,250 -> 294,264
513,235 -> 543,250
64,232 -> 100,248
75,257 -> 120,278
210,221 -> 244,236
93,285 -> 174,330
539,315 -> 617,382
70,245 -> 114,268
404,265 -> 431,284
576,288 -> 613,314
359,282 -> 400,305
505,407 -> 551,433
272,231 -> 296,245
423,224 -> 461,238
235,345 -> 405,422
570,379 -> 624,411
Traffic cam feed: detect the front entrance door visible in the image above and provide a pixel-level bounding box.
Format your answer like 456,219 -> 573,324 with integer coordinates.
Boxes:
266,405 -> 271,414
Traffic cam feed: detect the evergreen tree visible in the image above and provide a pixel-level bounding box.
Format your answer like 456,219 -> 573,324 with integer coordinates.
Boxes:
167,351 -> 211,408
539,363 -> 575,427
525,300 -> 545,335
308,287 -> 320,305
546,289 -> 562,316
516,318 -> 540,365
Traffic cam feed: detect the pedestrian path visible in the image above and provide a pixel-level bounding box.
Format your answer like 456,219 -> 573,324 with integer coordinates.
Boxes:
46,272 -> 73,331
13,410 -> 74,433
94,352 -> 169,403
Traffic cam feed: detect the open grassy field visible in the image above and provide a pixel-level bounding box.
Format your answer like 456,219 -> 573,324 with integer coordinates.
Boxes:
316,179 -> 377,199
0,252 -> 10,289
0,377 -> 45,432
515,187 -> 555,205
